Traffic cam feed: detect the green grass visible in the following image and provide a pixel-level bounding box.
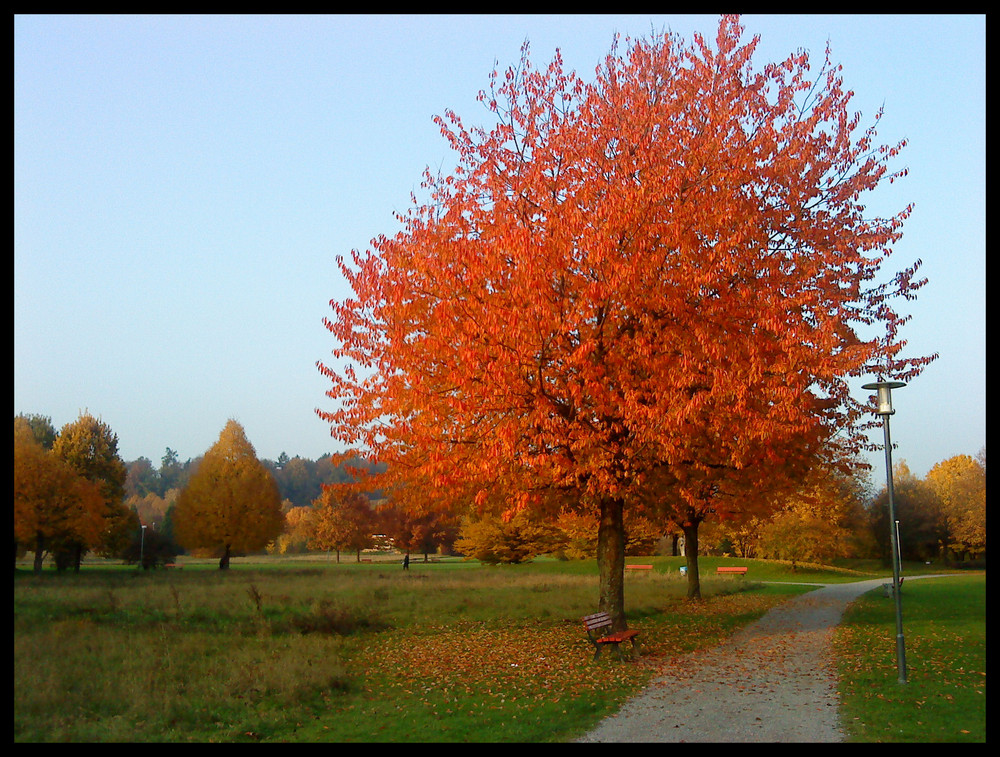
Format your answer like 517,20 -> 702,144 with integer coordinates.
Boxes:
14,554 -> 982,742
834,573 -> 986,742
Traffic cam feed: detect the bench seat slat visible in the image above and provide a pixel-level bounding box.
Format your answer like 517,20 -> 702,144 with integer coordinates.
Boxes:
596,629 -> 639,644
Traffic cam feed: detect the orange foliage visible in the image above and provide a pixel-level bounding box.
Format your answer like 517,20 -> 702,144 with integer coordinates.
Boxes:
308,486 -> 377,560
317,17 -> 934,612
14,418 -> 106,573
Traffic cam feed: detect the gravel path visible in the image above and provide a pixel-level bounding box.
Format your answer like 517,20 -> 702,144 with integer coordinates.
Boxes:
578,575 -> 948,743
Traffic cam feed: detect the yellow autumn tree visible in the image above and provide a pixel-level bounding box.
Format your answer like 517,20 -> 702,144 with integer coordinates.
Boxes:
925,451 -> 986,559
552,510 -> 600,560
454,510 -> 566,565
51,411 -> 132,570
173,420 -> 284,569
267,503 -> 315,555
756,458 -> 871,568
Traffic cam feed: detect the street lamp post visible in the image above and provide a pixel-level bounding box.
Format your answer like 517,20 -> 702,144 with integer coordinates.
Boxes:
140,524 -> 147,571
862,380 -> 907,684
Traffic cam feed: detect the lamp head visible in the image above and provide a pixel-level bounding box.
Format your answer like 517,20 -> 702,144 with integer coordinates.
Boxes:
862,381 -> 907,416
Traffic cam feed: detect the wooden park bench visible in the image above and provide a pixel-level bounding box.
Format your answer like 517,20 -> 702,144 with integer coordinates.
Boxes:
717,566 -> 748,575
624,564 -> 653,572
582,612 -> 640,662
164,563 -> 181,569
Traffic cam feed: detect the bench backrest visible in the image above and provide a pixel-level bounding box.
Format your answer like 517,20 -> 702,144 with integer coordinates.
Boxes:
582,612 -> 614,633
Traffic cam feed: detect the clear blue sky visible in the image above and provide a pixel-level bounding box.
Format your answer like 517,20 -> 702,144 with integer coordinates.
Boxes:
15,14 -> 985,479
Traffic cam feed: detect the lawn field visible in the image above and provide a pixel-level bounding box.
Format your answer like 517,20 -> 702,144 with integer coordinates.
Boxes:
14,555 -> 983,742
834,573 -> 986,742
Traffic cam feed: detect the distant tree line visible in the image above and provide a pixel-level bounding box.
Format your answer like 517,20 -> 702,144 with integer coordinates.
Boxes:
701,451 -> 986,568
16,411 -> 985,573
15,412 -> 392,572
124,447 -> 381,508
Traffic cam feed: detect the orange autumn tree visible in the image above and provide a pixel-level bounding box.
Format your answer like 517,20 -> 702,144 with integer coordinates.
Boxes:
317,17 -> 933,626
377,499 -> 459,562
308,486 -> 377,562
14,417 -> 106,574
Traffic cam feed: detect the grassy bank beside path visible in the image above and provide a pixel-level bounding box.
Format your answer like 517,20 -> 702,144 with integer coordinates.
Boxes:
834,573 -> 985,742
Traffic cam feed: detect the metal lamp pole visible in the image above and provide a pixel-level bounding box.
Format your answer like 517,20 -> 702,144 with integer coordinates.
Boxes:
863,380 -> 907,684
140,524 -> 147,571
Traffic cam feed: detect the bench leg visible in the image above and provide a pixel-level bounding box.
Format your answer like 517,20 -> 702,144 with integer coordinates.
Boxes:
593,642 -> 620,662
594,641 -> 625,662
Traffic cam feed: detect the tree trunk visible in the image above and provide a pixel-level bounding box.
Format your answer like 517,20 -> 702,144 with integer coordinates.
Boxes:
219,543 -> 231,570
33,532 -> 45,575
682,519 -> 702,600
597,496 -> 627,630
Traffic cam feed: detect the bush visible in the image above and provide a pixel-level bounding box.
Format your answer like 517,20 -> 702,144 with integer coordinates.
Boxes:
120,528 -> 179,569
285,600 -> 390,636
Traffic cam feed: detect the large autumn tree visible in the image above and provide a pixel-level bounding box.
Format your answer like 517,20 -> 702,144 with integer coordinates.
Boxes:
317,17 -> 933,625
14,417 -> 106,574
173,420 -> 284,569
